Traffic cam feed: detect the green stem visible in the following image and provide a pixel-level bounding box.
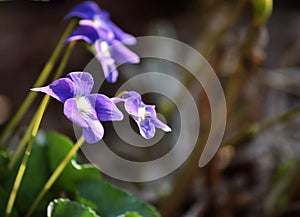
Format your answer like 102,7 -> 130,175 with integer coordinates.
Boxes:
0,19 -> 76,147
25,136 -> 85,217
5,95 -> 50,217
7,117 -> 35,170
115,91 -> 128,98
6,39 -> 77,217
7,41 -> 76,170
52,41 -> 76,80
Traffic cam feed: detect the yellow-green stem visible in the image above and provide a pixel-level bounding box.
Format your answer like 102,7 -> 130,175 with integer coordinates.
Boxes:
0,19 -> 76,146
7,118 -> 35,170
5,95 -> 50,217
7,41 -> 76,170
115,91 -> 128,98
25,136 -> 85,217
53,41 -> 76,80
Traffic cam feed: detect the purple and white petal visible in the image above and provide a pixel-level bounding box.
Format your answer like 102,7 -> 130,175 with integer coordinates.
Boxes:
120,91 -> 141,101
138,120 -> 156,139
95,40 -> 119,83
82,121 -> 104,143
144,104 -> 171,132
80,18 -> 114,41
110,40 -> 140,64
108,21 -> 137,45
98,9 -> 110,20
121,91 -> 142,117
144,105 -> 157,119
64,1 -> 101,20
63,98 -> 89,128
124,97 -> 141,118
79,19 -> 97,28
96,55 -> 118,83
102,59 -> 118,83
151,117 -> 172,132
65,25 -> 99,45
111,97 -> 124,104
86,94 -> 123,121
67,72 -> 94,96
31,78 -> 74,103
64,96 -> 105,143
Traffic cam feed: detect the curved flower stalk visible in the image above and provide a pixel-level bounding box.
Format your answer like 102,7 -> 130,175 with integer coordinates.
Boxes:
31,72 -> 123,143
65,1 -> 140,83
115,91 -> 171,139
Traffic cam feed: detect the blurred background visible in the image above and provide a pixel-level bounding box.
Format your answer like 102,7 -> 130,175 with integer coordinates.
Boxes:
1,0 -> 300,217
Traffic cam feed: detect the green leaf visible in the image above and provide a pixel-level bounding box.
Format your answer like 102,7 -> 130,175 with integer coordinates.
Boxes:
15,138 -> 55,213
47,131 -> 101,192
47,199 -> 100,217
76,180 -> 160,217
0,134 -> 55,215
0,133 -> 55,215
117,211 -> 143,217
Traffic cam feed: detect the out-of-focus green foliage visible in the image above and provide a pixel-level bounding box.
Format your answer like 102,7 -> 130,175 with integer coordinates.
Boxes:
47,132 -> 102,193
3,137 -> 55,214
0,131 -> 160,216
76,180 -> 160,217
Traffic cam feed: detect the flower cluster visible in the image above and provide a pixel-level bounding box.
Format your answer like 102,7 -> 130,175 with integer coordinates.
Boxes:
32,72 -> 171,143
2,2 -> 172,217
65,1 -> 139,83
32,1 -> 171,144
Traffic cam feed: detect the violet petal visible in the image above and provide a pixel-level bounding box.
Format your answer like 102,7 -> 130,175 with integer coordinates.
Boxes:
121,91 -> 142,101
64,1 -> 100,20
80,19 -> 114,41
86,94 -> 124,121
65,25 -> 99,44
151,117 -> 172,132
99,56 -> 119,83
63,98 -> 89,128
31,78 -> 74,103
66,72 -> 94,96
138,120 -> 156,139
121,91 -> 142,117
144,105 -> 157,118
110,40 -> 140,64
64,96 -> 105,143
82,121 -> 104,143
108,21 -> 137,45
111,97 -> 124,104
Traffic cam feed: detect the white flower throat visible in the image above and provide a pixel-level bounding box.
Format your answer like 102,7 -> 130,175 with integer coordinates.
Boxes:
100,41 -> 110,57
76,96 -> 94,119
138,106 -> 147,121
100,41 -> 115,64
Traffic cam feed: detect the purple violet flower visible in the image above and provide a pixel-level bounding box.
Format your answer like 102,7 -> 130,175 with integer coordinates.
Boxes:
31,72 -> 123,144
65,1 -> 140,83
65,1 -> 136,44
117,91 -> 171,139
